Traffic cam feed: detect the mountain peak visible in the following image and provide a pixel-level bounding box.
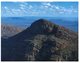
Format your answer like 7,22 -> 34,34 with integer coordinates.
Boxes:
31,19 -> 54,26
28,19 -> 59,34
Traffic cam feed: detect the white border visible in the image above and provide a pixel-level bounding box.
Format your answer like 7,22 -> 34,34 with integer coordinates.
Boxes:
0,0 -> 79,63
78,0 -> 80,62
0,0 -> 79,2
0,0 -> 1,60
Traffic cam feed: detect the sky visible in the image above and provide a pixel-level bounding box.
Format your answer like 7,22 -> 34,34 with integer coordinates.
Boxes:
1,2 -> 78,17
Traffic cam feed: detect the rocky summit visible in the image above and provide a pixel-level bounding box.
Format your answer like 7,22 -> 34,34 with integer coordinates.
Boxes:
1,19 -> 78,61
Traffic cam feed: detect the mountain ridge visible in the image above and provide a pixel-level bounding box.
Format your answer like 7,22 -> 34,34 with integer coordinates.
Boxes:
1,19 -> 78,61
1,24 -> 23,38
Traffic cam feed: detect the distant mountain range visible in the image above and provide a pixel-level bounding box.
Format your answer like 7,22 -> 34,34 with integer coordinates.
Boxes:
1,24 -> 23,38
1,19 -> 78,61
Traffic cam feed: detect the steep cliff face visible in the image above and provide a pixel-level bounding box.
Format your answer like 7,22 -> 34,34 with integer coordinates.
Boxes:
1,19 -> 78,61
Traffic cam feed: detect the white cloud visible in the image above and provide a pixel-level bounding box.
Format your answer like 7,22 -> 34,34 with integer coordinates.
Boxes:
46,3 -> 51,6
19,4 -> 26,10
4,6 -> 9,10
29,5 -> 33,9
19,3 -> 33,10
55,6 -> 59,10
20,4 -> 25,7
12,9 -> 21,12
4,6 -> 7,9
59,12 -> 64,14
2,2 -> 78,17
42,2 -> 51,6
10,8 -> 26,16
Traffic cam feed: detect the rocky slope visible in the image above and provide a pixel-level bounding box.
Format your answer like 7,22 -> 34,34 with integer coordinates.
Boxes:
1,19 -> 78,61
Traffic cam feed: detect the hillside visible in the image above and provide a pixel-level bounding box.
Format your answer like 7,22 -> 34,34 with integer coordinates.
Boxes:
1,19 -> 78,61
1,24 -> 23,38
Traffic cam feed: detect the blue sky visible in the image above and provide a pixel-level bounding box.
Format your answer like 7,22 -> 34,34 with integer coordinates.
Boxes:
1,2 -> 78,17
